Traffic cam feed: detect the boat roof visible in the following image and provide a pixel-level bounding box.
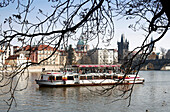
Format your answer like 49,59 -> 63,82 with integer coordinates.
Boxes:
79,73 -> 115,76
42,72 -> 63,76
72,65 -> 120,68
42,72 -> 116,77
42,72 -> 79,76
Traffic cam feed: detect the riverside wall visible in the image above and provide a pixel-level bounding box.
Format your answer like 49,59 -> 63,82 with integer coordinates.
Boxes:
4,65 -> 63,73
28,65 -> 63,72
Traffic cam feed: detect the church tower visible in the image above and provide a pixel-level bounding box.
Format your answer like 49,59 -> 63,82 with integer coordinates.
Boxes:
149,37 -> 156,52
77,37 -> 89,51
117,34 -> 129,63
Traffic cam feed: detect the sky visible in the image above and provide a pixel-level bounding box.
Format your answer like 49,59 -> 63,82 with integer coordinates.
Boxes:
86,16 -> 170,52
0,0 -> 170,52
113,18 -> 170,52
111,18 -> 170,52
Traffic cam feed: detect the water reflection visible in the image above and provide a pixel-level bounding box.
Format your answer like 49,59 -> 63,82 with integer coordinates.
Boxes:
1,71 -> 170,112
36,84 -> 134,106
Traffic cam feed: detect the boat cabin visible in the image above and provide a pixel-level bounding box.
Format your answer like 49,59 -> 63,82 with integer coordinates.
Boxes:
36,65 -> 145,87
72,65 -> 120,74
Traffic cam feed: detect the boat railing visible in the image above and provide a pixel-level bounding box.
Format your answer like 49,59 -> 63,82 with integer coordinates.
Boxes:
42,70 -> 60,73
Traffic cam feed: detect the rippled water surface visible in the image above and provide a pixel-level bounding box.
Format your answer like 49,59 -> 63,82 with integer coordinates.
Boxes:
1,71 -> 170,112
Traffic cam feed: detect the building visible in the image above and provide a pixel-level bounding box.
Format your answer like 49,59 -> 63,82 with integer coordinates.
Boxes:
117,34 -> 129,63
66,44 -> 88,65
0,50 -> 5,67
22,45 -> 60,65
147,37 -> 162,60
75,50 -> 88,64
5,53 -> 30,66
76,37 -> 89,51
59,50 -> 67,66
147,52 -> 157,60
0,43 -> 14,65
18,44 -> 89,66
89,48 -> 118,65
112,49 -> 118,63
166,49 -> 170,59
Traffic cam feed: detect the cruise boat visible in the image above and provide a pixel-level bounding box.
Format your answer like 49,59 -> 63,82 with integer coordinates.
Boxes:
35,65 -> 145,87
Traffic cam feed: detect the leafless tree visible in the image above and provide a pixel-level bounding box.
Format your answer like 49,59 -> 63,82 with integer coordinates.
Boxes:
0,0 -> 114,111
79,55 -> 92,64
160,47 -> 166,58
0,0 -> 170,111
100,0 -> 170,106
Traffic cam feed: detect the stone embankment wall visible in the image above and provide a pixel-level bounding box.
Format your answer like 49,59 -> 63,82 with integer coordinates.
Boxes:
5,65 -> 63,72
28,65 -> 63,72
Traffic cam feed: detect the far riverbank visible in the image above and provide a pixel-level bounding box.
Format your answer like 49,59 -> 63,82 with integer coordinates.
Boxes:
3,65 -> 170,73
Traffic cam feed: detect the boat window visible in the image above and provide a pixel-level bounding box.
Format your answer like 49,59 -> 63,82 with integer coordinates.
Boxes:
113,75 -> 118,78
80,76 -> 86,80
56,76 -> 62,80
87,76 -> 93,80
74,75 -> 79,78
67,76 -> 74,80
49,76 -> 55,80
106,75 -> 112,79
94,76 -> 100,79
100,75 -> 105,79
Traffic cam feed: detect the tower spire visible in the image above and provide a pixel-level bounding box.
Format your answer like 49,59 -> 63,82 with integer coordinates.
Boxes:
121,34 -> 125,43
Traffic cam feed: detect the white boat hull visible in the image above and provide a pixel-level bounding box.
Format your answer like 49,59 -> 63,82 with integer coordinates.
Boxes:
35,78 -> 144,87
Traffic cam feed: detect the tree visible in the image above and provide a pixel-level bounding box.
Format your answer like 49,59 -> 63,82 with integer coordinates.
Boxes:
0,0 -> 170,111
79,55 -> 92,64
107,0 -> 170,106
66,44 -> 75,65
160,47 -> 166,58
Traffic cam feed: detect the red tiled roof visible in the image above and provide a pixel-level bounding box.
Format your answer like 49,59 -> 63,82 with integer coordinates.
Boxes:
0,50 -> 4,53
23,45 -> 55,51
38,45 -> 54,51
6,54 -> 31,61
13,46 -> 19,49
23,45 -> 33,51
59,50 -> 66,52
26,57 -> 31,60
5,55 -> 19,60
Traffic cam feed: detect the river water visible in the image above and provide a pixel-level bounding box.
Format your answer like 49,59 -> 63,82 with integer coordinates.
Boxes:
1,71 -> 170,112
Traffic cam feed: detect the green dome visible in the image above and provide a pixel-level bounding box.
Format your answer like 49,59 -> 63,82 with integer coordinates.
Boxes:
77,39 -> 84,45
